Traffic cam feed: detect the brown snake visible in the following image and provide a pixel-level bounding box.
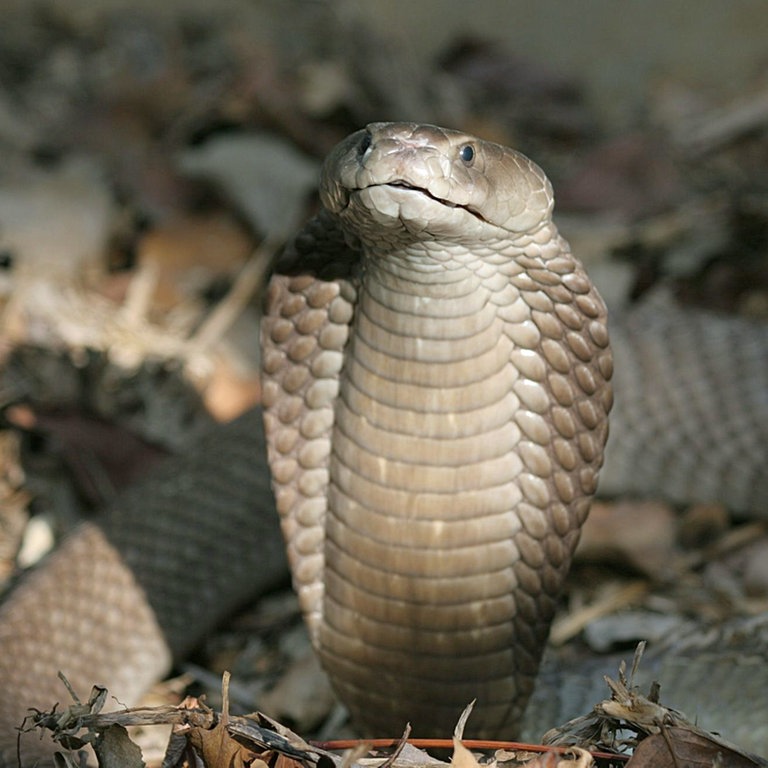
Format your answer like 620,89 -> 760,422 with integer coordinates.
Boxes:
0,123 -> 767,764
260,122 -> 612,735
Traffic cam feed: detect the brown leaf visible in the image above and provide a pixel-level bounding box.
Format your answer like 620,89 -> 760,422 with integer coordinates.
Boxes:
29,409 -> 169,505
93,724 -> 146,768
188,718 -> 257,768
628,727 -> 765,768
134,214 -> 253,312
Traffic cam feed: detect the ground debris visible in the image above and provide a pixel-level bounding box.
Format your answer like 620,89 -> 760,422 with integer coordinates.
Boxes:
542,645 -> 768,768
24,672 -> 332,768
23,661 -> 768,768
24,678 -> 619,768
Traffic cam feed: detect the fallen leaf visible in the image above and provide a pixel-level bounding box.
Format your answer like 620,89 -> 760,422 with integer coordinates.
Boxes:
628,727 -> 765,768
93,724 -> 146,768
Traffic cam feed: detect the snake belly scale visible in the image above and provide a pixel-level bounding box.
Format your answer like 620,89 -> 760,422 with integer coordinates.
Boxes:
261,122 -> 613,736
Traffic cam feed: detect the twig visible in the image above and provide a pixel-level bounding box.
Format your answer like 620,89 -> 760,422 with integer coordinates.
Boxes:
549,581 -> 649,646
185,239 -> 277,358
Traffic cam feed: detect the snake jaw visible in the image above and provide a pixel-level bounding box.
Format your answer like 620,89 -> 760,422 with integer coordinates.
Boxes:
335,177 -> 499,246
339,182 -> 487,243
350,180 -> 493,228
379,181 -> 492,222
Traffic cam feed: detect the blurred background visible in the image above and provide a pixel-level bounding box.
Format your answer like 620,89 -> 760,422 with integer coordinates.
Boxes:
3,0 -> 768,319
0,0 -> 767,760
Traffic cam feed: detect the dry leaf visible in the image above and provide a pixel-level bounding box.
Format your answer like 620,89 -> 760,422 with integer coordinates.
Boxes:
450,740 -> 482,768
628,727 -> 765,768
451,702 -> 486,768
576,500 -> 679,578
187,718 -> 257,768
134,213 -> 253,312
521,749 -> 593,768
92,724 -> 146,768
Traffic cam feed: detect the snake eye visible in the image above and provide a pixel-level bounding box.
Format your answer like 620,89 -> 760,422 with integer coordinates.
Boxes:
459,144 -> 475,165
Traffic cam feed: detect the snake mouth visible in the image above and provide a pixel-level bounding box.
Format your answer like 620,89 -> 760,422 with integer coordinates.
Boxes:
355,181 -> 490,224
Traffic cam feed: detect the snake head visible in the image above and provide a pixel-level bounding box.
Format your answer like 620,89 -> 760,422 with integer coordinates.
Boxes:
320,122 -> 555,246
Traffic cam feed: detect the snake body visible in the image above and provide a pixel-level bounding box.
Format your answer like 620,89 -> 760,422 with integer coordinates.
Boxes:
600,292 -> 768,511
0,411 -> 288,766
0,123 -> 767,765
260,122 -> 612,735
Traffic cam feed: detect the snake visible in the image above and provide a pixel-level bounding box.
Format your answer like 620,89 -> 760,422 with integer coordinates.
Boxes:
0,122 -> 766,765
259,122 -> 612,736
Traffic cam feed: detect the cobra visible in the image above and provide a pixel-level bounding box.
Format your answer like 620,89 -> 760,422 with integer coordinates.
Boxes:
260,122 -> 612,735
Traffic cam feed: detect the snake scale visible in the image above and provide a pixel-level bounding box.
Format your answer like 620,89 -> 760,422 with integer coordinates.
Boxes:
0,123 -> 767,765
260,122 -> 612,736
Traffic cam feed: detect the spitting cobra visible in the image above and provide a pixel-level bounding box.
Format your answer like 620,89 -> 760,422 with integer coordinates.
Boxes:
259,122 -> 612,735
0,122 -> 767,765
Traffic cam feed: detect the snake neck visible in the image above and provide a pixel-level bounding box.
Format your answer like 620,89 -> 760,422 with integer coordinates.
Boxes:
261,205 -> 612,737
339,243 -> 521,409
318,242 -> 549,734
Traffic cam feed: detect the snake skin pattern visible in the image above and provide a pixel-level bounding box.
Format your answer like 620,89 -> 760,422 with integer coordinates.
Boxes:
601,292 -> 768,511
0,411 -> 287,766
261,123 -> 612,735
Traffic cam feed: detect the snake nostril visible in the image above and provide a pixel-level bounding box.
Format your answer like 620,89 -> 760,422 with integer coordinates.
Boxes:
358,130 -> 373,160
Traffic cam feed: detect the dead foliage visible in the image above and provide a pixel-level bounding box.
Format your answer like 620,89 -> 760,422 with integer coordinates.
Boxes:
21,658 -> 767,768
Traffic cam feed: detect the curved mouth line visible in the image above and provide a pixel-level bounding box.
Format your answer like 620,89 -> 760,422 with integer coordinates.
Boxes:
354,181 -> 488,223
